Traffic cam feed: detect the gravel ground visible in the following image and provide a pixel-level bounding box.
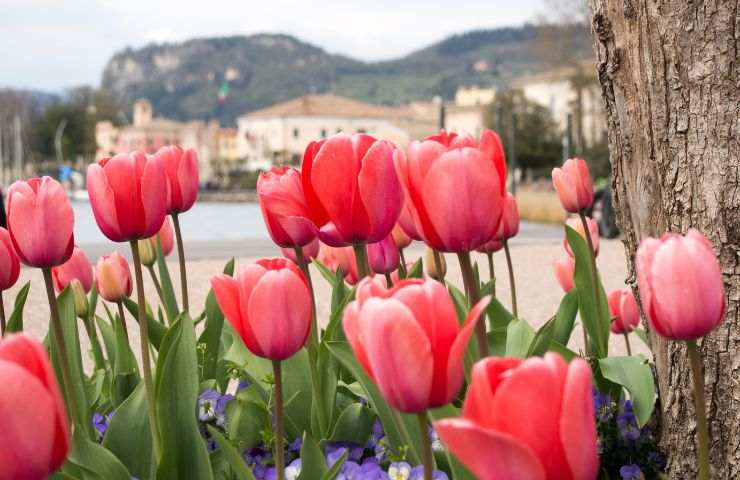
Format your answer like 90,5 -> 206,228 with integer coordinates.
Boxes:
6,235 -> 650,370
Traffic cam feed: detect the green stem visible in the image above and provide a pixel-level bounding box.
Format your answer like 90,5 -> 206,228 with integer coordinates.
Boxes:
384,272 -> 393,287
687,340 -> 710,480
457,251 -> 488,357
399,249 -> 408,277
417,412 -> 434,480
353,244 -> 371,279
146,264 -> 165,309
130,241 -> 162,461
503,241 -> 517,318
0,290 -> 5,335
116,301 -> 129,341
623,333 -> 632,356
486,252 -> 496,296
578,211 -> 602,355
171,213 -> 189,313
42,268 -> 89,437
272,360 -> 285,480
293,246 -> 328,437
432,250 -> 445,283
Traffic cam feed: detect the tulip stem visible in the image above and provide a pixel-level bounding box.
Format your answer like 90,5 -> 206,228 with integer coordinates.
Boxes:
116,301 -> 129,341
417,412 -> 434,480
130,241 -> 162,461
432,250 -> 445,283
172,213 -> 189,313
272,360 -> 285,480
503,241 -> 517,318
353,244 -> 371,279
0,290 -> 5,335
486,252 -> 496,295
293,246 -> 329,437
399,249 -> 408,277
457,252 -> 488,357
623,333 -> 632,356
687,340 -> 711,480
42,268 -> 85,436
384,272 -> 393,287
578,211 -> 602,355
146,264 -> 165,308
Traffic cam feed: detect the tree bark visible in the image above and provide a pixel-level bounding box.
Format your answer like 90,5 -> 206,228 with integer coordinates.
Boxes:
586,0 -> 739,477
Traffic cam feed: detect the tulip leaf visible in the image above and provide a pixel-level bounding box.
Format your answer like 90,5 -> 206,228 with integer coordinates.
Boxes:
548,341 -> 578,362
226,392 -> 269,451
155,314 -> 214,480
313,258 -> 337,285
407,257 -> 424,278
428,405 -> 477,480
322,451 -> 348,480
155,234 -> 180,323
481,285 -> 514,330
526,317 -> 557,357
552,289 -> 579,346
83,288 -> 107,370
297,432 -> 328,480
65,428 -> 131,480
487,327 -> 508,356
5,280 -> 30,333
207,426 -> 257,480
326,402 -> 375,445
199,258 -> 234,380
96,314 -> 116,362
565,225 -> 610,358
111,308 -> 140,407
103,383 -> 154,479
505,319 -> 535,358
599,355 -> 657,426
122,296 -> 167,350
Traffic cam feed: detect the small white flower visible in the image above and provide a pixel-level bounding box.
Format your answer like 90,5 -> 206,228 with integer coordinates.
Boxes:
388,462 -> 412,480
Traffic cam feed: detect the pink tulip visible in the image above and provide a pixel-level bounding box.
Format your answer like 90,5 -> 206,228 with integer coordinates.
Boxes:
302,133 -> 401,247
87,152 -> 168,242
636,229 -> 725,340
343,277 -> 489,412
367,235 -> 400,275
398,202 -> 423,242
211,258 -> 311,360
153,145 -> 199,214
476,239 -> 504,254
496,192 -> 520,241
391,223 -> 412,250
0,333 -> 69,479
0,228 -> 20,291
281,238 -> 320,264
6,177 -> 74,268
52,246 -> 93,294
395,138 -> 505,252
608,289 -> 640,334
258,166 -> 317,248
553,257 -> 576,293
317,243 -> 362,285
427,129 -> 507,187
155,217 -> 175,256
95,251 -> 133,303
564,217 -> 599,258
552,158 -> 594,213
434,354 -> 599,480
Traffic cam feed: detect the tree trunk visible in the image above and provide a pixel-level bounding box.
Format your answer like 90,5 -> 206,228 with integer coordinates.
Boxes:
586,0 -> 739,477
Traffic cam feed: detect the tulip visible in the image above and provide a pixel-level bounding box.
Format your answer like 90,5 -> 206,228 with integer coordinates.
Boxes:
138,217 -> 173,265
153,145 -> 199,214
424,247 -> 446,281
343,277 -> 489,413
553,257 -> 576,293
258,166 -> 317,248
427,129 -> 507,186
0,227 -> 20,334
6,176 -> 74,268
302,133 -> 401,248
52,246 -> 93,294
95,252 -> 133,303
367,235 -> 400,275
564,216 -> 599,258
434,353 -> 599,480
551,158 -> 594,213
281,238 -> 320,264
391,222 -> 412,250
0,333 -> 70,480
636,229 -> 724,480
608,289 -> 640,335
398,202 -> 422,242
318,243 -> 362,285
496,192 -> 520,241
87,152 -> 168,242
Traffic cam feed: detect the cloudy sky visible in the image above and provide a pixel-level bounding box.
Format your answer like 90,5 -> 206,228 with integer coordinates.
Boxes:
1,0 -> 546,92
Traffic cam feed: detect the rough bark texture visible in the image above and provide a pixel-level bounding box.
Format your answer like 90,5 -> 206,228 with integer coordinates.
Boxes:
586,0 -> 739,476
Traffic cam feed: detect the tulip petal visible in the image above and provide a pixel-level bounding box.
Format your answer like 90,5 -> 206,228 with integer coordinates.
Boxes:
552,168 -> 578,213
446,296 -> 490,402
559,358 -> 600,480
103,154 -> 147,237
462,356 -> 523,427
211,274 -> 245,340
358,140 -> 401,242
479,129 -> 507,192
434,418 -> 546,480
140,155 -> 168,238
342,302 -> 374,380
87,163 -> 124,241
318,222 -> 352,247
177,148 -> 199,212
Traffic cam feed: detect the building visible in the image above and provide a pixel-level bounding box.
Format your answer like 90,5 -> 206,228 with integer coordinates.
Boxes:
443,86 -> 497,139
236,94 -> 414,171
454,86 -> 496,107
95,99 -> 232,182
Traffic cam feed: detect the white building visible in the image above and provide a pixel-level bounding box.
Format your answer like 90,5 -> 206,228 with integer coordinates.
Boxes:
236,94 -> 412,171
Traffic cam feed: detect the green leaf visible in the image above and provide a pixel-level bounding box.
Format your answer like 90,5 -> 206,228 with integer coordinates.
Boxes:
66,428 -> 131,480
634,327 -> 649,347
226,393 -> 269,451
447,283 -> 468,322
565,225 -> 610,358
599,355 -> 657,426
505,319 -> 535,358
155,234 -> 180,323
548,341 -> 578,362
103,383 -> 154,479
207,426 -> 257,480
552,289 -> 579,346
111,311 -> 140,407
406,258 -> 423,278
199,258 -> 234,380
95,315 -> 116,363
428,405 -> 477,480
5,281 -> 30,333
526,317 -> 556,357
327,403 -> 375,445
321,450 -> 347,480
155,314 -> 213,480
487,327 -> 508,356
313,258 -> 337,285
297,432 -> 327,480
482,290 -> 514,330
122,296 -> 167,349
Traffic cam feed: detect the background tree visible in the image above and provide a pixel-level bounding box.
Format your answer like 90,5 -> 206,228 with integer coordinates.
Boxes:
586,0 -> 739,476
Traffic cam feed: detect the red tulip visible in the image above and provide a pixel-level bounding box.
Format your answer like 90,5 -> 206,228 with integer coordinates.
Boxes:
495,192 -> 520,241
258,167 -> 317,248
608,289 -> 640,334
552,158 -> 594,213
211,258 -> 311,360
395,138 -> 505,252
553,257 -> 576,293
153,145 -> 199,214
87,152 -> 168,242
343,277 -> 489,412
0,333 -> 69,479
427,129 -> 507,187
0,227 -> 20,291
636,229 -> 725,340
52,246 -> 93,293
564,217 -> 599,257
434,354 -> 599,480
95,251 -> 133,303
367,235 -> 400,275
302,133 -> 401,247
281,238 -> 320,264
6,177 -> 74,268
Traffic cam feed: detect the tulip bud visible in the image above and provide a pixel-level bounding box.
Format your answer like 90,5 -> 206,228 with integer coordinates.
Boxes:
425,248 -> 446,280
368,235 -> 400,274
95,251 -> 133,303
553,257 -> 576,293
551,158 -> 594,213
608,288 -> 640,334
138,238 -> 157,267
70,279 -> 89,318
495,192 -> 520,241
564,216 -> 600,257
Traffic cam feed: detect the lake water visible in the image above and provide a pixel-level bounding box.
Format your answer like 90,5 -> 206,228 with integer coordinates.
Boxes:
72,200 -> 269,245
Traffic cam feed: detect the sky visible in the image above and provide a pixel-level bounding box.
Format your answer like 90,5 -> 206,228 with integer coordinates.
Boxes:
0,0 -> 546,92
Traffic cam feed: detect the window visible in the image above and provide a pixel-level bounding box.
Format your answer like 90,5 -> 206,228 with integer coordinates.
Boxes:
320,128 -> 327,138
293,127 -> 300,139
